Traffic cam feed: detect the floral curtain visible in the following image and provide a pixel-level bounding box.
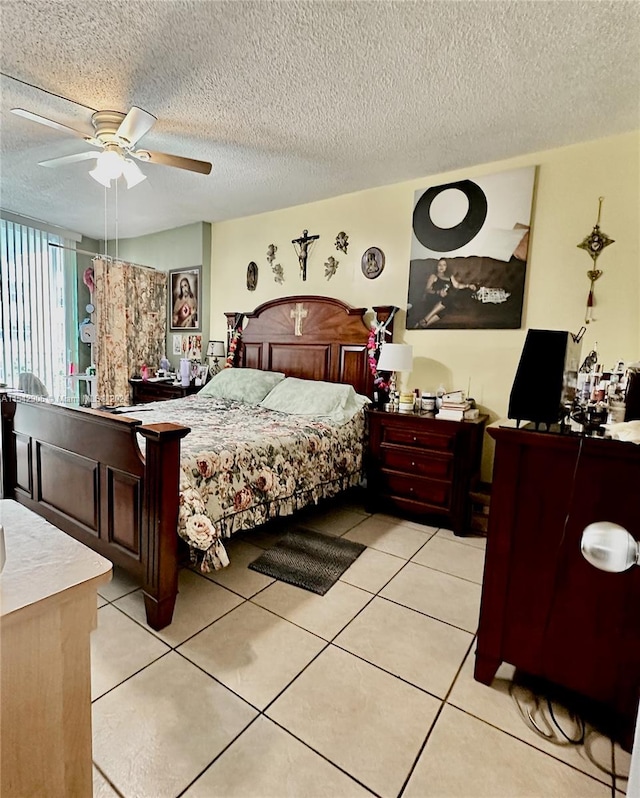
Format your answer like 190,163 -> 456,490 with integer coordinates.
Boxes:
93,257 -> 167,406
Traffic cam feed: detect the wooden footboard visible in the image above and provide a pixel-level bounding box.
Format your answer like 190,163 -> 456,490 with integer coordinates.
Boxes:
0,394 -> 190,630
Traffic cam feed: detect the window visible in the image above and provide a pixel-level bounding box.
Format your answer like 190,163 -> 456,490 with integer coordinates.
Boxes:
0,217 -> 78,401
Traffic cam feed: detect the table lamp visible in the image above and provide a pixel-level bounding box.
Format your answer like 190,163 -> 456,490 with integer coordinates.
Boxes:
376,343 -> 413,396
207,340 -> 226,374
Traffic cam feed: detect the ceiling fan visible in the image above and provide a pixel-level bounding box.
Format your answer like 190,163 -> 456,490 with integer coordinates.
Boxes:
11,105 -> 212,188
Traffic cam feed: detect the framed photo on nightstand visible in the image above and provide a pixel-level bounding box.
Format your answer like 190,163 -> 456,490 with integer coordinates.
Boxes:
194,364 -> 209,386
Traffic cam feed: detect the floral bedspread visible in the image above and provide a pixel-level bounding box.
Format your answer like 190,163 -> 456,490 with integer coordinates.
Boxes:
124,395 -> 366,571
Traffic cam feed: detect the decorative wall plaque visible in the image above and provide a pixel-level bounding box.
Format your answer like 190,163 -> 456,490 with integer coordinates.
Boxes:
247,261 -> 258,291
361,246 -> 385,279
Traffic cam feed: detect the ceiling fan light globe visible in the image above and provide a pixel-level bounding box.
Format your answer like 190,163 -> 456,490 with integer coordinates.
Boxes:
122,159 -> 147,189
89,149 -> 125,187
97,149 -> 125,178
89,165 -> 113,188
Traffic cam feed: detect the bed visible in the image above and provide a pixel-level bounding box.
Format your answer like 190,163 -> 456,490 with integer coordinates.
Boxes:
0,296 -> 394,629
125,391 -> 368,573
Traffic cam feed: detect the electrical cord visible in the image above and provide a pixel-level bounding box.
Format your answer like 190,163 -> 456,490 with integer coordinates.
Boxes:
583,728 -> 624,780
509,681 -> 584,746
546,696 -> 586,745
509,678 -> 627,779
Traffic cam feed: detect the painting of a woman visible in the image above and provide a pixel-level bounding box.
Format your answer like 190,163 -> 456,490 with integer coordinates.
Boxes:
417,258 -> 476,327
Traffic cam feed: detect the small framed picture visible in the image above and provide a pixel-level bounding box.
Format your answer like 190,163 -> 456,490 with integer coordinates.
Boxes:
361,247 -> 385,280
169,267 -> 201,331
194,364 -> 209,387
172,335 -> 183,355
186,334 -> 202,360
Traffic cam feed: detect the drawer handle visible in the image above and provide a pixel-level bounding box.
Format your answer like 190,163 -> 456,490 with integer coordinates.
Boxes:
411,461 -> 415,467
412,436 -> 417,442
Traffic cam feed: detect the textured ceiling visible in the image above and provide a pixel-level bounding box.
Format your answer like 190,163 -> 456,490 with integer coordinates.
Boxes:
1,0 -> 639,241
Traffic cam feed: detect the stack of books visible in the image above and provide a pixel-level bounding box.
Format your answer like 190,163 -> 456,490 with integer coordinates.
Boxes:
437,391 -> 479,421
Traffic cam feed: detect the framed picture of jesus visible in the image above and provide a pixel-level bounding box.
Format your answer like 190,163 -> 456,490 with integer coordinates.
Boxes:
169,267 -> 201,331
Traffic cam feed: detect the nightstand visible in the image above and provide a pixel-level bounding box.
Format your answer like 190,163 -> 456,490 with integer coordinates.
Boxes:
366,408 -> 488,535
129,379 -> 199,404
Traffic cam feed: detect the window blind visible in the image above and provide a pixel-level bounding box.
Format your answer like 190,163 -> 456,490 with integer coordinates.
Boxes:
0,219 -> 77,400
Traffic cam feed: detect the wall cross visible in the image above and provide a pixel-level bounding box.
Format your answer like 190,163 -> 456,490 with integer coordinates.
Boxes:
291,229 -> 320,281
290,303 -> 308,336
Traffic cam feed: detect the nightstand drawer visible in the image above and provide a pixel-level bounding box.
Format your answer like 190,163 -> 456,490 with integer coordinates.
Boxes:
381,471 -> 452,509
381,424 -> 455,452
129,380 -> 198,404
380,445 -> 453,479
365,408 -> 488,534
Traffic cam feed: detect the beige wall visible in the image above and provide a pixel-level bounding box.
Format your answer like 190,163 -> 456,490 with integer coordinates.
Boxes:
209,132 -> 639,478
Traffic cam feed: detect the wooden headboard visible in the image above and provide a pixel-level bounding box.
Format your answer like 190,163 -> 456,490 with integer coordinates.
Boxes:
225,296 -> 395,397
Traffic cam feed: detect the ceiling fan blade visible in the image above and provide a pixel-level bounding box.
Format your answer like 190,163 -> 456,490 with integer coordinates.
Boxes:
39,151 -> 100,168
116,106 -> 157,146
11,108 -> 93,140
132,149 -> 212,175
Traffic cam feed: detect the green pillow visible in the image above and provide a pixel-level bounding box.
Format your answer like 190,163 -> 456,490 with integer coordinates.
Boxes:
259,377 -> 370,424
198,368 -> 285,404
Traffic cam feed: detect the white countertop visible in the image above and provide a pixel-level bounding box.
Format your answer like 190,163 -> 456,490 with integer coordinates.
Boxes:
0,500 -> 112,618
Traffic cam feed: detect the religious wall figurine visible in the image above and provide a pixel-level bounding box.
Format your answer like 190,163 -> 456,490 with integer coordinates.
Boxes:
335,231 -> 349,254
246,261 -> 258,291
266,243 -> 277,265
577,199 -> 615,262
291,229 -> 320,281
272,263 -> 284,284
290,302 -> 307,336
577,196 -> 615,323
324,256 -> 339,280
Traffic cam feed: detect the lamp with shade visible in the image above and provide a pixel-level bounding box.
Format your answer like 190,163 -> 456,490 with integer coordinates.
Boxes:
206,340 -> 226,374
376,343 -> 413,398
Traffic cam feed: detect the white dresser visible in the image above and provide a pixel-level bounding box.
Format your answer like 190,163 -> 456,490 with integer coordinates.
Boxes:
0,500 -> 112,797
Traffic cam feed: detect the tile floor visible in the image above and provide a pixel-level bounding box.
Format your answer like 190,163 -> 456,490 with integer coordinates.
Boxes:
91,491 -> 631,798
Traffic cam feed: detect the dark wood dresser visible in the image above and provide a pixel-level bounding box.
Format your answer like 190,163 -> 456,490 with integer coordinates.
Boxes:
129,379 -> 199,404
366,408 -> 487,535
475,424 -> 640,747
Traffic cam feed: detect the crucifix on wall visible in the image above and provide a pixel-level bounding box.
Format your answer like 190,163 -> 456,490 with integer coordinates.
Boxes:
291,229 -> 320,281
